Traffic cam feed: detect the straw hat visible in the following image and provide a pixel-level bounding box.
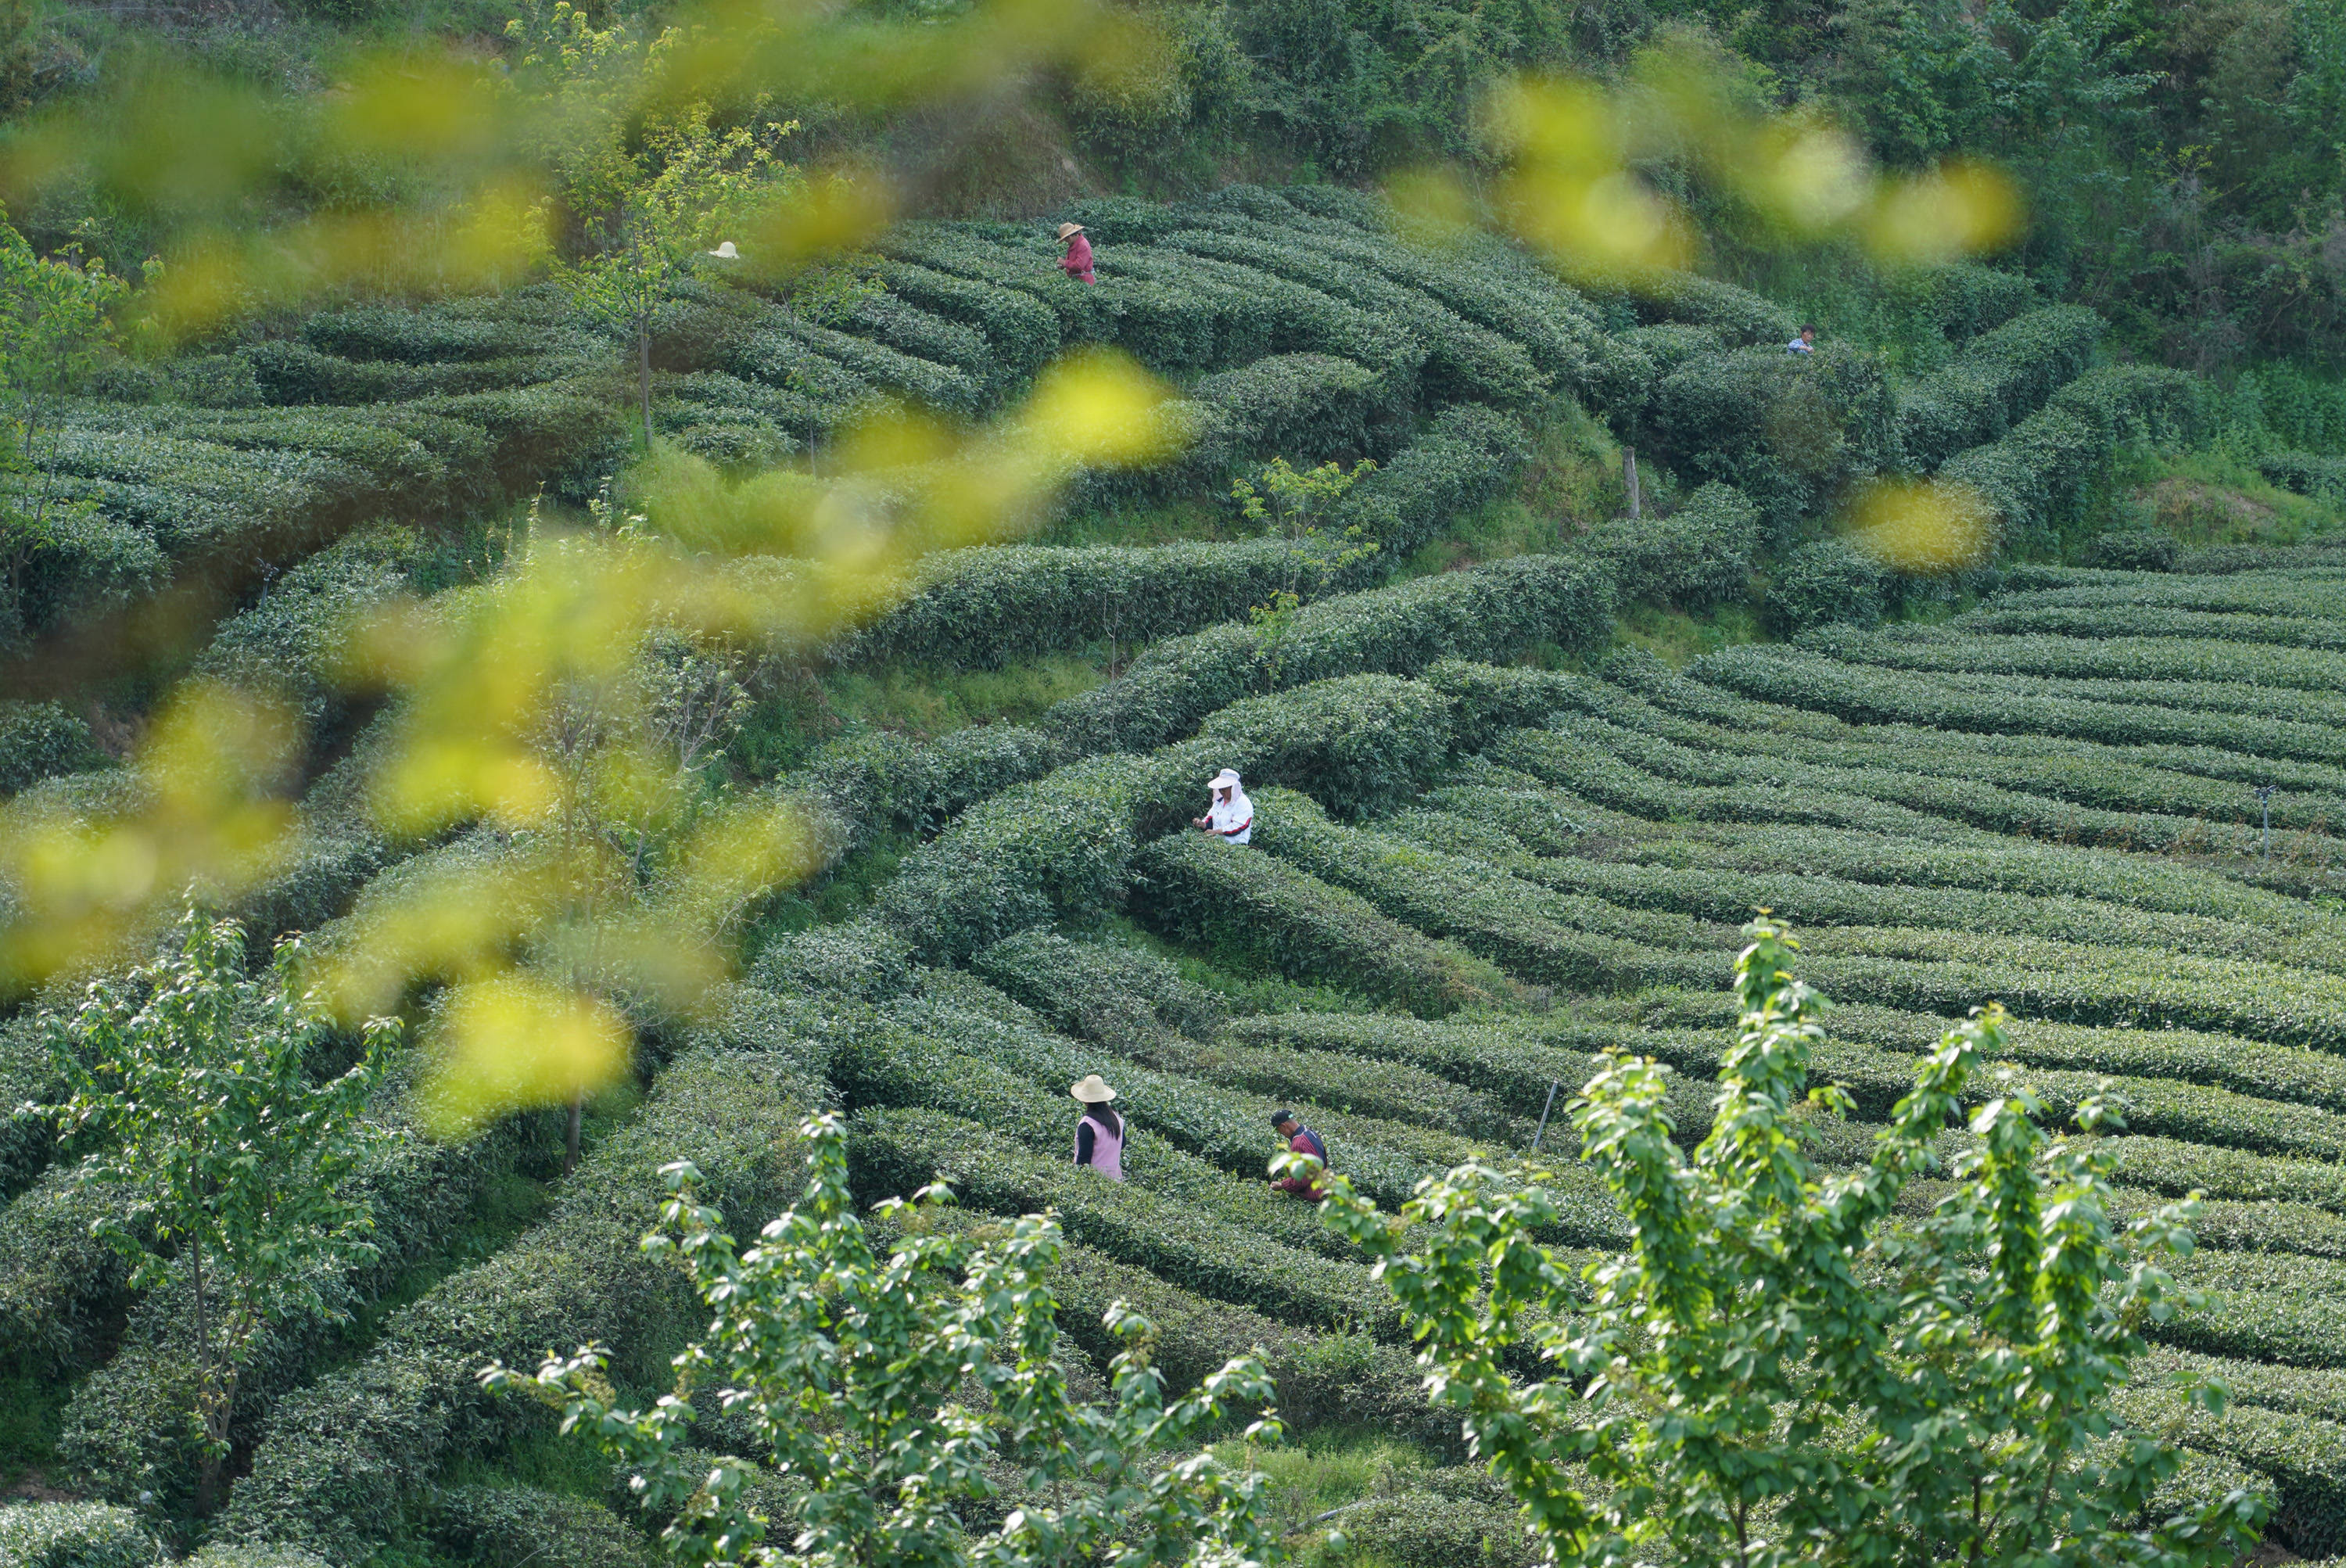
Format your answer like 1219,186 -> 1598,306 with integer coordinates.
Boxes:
1056,222 -> 1085,241
1070,1075 -> 1117,1103
705,241 -> 740,259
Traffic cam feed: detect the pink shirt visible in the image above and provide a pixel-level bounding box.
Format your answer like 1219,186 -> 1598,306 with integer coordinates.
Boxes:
1062,234 -> 1094,283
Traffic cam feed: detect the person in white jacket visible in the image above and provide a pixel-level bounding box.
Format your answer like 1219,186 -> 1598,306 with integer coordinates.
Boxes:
1193,768 -> 1254,845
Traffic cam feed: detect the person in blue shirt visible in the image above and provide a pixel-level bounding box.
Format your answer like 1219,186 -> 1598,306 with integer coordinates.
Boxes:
1788,324 -> 1817,355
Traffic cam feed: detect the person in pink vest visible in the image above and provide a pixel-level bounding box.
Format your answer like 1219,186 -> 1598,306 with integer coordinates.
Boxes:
1070,1075 -> 1124,1180
1056,222 -> 1095,284
1270,1109 -> 1329,1200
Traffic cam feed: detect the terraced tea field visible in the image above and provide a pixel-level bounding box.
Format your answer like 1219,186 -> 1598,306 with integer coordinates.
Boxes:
5,181 -> 2346,1566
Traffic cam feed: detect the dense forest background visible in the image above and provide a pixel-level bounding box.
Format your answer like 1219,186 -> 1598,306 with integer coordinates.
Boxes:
5,0 -> 2341,378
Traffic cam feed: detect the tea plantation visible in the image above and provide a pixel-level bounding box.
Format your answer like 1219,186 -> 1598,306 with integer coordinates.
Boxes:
5,185 -> 2346,1566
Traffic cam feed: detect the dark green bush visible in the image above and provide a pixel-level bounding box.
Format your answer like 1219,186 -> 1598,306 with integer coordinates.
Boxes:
0,701 -> 109,793
1650,343 -> 1897,537
1197,673 -> 1453,820
1895,305 -> 2104,469
429,1487 -> 654,1568
1048,551 -> 1609,755
2085,530 -> 2180,571
2259,450 -> 2346,500
1583,482 -> 1760,609
1767,538 -> 1888,633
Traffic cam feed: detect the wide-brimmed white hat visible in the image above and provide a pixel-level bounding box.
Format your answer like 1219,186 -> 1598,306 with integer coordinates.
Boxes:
1056,222 -> 1085,240
705,240 -> 740,259
1209,768 -> 1242,792
1070,1075 -> 1117,1103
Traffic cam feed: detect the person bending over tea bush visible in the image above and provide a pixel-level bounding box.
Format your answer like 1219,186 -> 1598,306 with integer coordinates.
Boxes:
1303,917 -> 2269,1568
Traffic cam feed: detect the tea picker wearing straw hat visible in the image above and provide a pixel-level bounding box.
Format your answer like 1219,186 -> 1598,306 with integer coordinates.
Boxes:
1056,222 -> 1095,285
1071,1075 -> 1124,1180
1192,768 -> 1252,845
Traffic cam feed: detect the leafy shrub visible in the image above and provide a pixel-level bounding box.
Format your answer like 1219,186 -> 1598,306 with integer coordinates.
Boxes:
0,1502 -> 157,1568
1767,538 -> 1887,633
1597,269 -> 1797,345
1048,551 -> 1609,755
0,701 -> 108,792
429,1487 -> 653,1568
1197,673 -> 1453,820
1583,481 -> 1760,608
789,723 -> 1060,850
1896,304 -> 2105,468
2258,450 -> 2346,500
1187,352 -> 1383,469
2085,530 -> 2180,571
182,1547 -> 332,1568
213,1048 -> 825,1563
1650,343 -> 1897,536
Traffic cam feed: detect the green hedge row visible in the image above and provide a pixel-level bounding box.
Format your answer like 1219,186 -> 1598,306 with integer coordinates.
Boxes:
214,1023 -> 825,1563
1806,623 -> 2346,694
1606,654 -> 2346,847
1134,830 -> 1505,1017
1085,185 -> 1599,387
1159,228 -> 1548,408
2158,1250 -> 2346,1373
879,673 -> 1462,960
59,1084 -> 542,1521
428,1486 -> 654,1568
1692,643 -> 2346,770
970,926 -> 1221,1050
1895,305 -> 2104,469
1591,269 -> 1798,346
1046,551 -> 1609,755
1625,1021 -> 2346,1165
1595,820 -> 2328,938
848,1104 -> 1400,1337
882,967 -> 1527,1218
0,701 -> 109,795
787,723 -> 1061,855
1221,1010 -> 1715,1136
0,1502 -> 157,1568
2258,450 -> 2346,501
835,401 -> 1532,675
192,523 -> 425,730
1035,1218 -> 1457,1451
1647,989 -> 2346,1125
1482,825 -> 2305,968
834,537 -> 1313,671
1788,928 -> 2346,1053
1994,569 -> 2346,619
1250,787 -> 1712,978
1648,343 -> 1897,533
2111,1376 -> 2346,1556
831,1007 -> 1358,1257
1935,364 -> 2204,557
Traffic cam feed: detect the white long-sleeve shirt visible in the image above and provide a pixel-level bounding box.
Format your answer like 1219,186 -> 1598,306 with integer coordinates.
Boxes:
1206,792 -> 1254,845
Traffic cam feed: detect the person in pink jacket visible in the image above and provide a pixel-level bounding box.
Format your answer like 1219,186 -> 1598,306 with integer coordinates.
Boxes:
1056,221 -> 1095,284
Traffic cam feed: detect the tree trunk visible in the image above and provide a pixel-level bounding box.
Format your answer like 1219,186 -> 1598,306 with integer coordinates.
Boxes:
565,1091 -> 584,1176
1623,445 -> 1641,521
638,326 -> 654,450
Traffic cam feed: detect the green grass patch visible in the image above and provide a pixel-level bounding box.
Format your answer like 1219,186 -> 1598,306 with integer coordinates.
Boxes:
2109,446 -> 2344,550
1613,599 -> 1764,669
1214,1426 -> 1447,1567
729,655 -> 1107,781
1034,495 -> 1232,547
